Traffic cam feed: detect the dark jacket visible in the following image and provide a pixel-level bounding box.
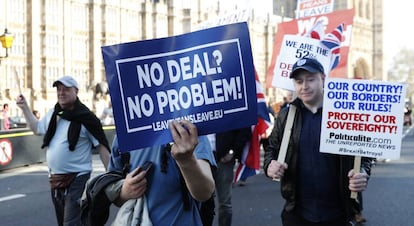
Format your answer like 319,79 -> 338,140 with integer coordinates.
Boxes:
263,98 -> 372,222
215,127 -> 252,161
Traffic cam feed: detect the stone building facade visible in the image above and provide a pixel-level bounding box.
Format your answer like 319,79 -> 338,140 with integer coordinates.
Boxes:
0,0 -> 383,118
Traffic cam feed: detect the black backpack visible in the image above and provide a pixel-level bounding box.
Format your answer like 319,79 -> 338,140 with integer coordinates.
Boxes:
80,154 -> 130,226
80,170 -> 125,226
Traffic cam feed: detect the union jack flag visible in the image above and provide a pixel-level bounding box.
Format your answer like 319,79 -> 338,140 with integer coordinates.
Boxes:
321,23 -> 344,70
234,70 -> 271,183
306,20 -> 325,40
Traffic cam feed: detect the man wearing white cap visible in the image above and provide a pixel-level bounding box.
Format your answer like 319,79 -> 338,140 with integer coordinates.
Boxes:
16,75 -> 110,226
263,57 -> 372,226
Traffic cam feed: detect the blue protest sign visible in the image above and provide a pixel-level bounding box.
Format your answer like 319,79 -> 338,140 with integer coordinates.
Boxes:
102,22 -> 257,152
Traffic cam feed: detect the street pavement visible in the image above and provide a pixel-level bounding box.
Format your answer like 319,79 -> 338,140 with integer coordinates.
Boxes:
1,127 -> 414,225
225,127 -> 414,226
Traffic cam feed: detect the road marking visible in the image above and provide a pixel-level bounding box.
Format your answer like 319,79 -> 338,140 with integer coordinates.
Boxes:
403,127 -> 412,138
0,194 -> 26,202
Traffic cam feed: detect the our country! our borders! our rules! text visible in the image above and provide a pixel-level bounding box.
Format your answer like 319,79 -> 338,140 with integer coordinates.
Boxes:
320,78 -> 406,160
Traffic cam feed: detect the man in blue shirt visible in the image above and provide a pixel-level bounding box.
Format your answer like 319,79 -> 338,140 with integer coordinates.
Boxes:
109,120 -> 216,225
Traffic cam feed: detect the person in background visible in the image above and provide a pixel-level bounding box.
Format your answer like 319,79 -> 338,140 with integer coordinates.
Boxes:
267,97 -> 276,118
280,91 -> 294,110
2,103 -> 10,130
210,127 -> 251,226
404,104 -> 412,126
264,57 -> 372,226
107,120 -> 216,225
16,75 -> 110,226
100,101 -> 114,125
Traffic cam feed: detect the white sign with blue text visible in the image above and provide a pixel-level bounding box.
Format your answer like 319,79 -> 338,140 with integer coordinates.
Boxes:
272,35 -> 332,91
102,22 -> 257,152
320,78 -> 406,160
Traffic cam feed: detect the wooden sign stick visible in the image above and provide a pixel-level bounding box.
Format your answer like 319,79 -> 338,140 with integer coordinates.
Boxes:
273,105 -> 296,182
350,156 -> 361,199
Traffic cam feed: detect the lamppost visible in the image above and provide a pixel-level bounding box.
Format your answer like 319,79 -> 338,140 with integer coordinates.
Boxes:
0,28 -> 14,64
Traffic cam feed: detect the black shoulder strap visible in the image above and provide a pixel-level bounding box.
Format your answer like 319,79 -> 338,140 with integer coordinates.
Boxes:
161,144 -> 191,210
120,151 -> 131,177
179,169 -> 191,211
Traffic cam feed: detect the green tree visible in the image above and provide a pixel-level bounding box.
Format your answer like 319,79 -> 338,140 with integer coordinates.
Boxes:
388,47 -> 414,100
